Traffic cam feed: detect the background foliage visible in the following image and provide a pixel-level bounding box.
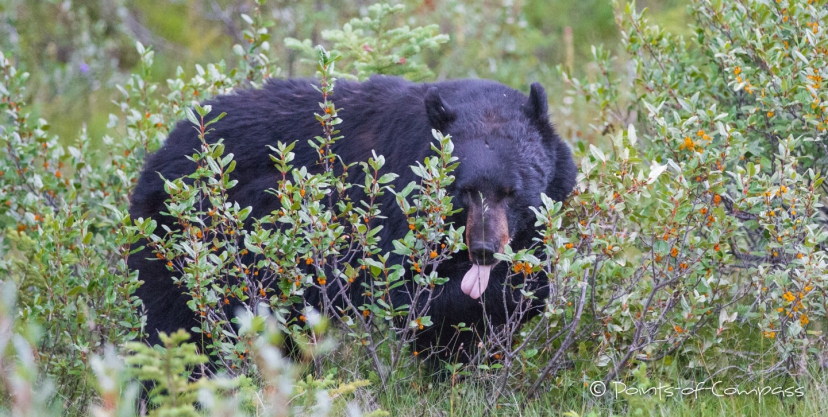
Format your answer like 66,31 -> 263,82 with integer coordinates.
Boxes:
2,0 -> 828,416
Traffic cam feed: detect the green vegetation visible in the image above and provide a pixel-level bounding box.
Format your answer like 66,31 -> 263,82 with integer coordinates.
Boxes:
2,0 -> 828,416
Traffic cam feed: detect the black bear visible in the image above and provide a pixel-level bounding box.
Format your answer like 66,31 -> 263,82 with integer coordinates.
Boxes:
128,75 -> 577,361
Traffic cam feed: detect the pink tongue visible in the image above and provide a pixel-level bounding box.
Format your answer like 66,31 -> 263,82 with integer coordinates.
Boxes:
461,264 -> 492,299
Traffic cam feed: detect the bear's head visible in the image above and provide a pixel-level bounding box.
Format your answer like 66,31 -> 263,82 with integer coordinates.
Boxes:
423,81 -> 575,299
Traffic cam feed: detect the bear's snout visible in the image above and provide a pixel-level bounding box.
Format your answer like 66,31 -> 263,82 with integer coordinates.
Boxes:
465,198 -> 510,266
469,241 -> 499,265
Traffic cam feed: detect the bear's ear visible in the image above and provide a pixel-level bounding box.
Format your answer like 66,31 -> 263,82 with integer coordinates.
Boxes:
424,87 -> 457,132
523,82 -> 549,123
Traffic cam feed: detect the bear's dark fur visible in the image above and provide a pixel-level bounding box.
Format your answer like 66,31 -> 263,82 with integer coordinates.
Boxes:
128,75 -> 577,361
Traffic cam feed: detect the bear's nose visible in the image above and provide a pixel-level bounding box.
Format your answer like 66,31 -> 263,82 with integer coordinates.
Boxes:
469,242 -> 499,265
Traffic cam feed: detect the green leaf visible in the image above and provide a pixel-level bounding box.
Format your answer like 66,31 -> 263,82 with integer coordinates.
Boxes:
185,108 -> 199,126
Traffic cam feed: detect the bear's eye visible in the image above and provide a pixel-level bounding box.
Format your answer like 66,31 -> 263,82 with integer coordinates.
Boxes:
503,187 -> 514,197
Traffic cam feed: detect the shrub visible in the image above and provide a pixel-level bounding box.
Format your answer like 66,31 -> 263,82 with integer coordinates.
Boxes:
545,0 -> 828,394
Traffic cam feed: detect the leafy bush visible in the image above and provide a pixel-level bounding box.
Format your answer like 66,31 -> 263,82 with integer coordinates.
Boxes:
554,0 -> 828,387
286,4 -> 449,80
